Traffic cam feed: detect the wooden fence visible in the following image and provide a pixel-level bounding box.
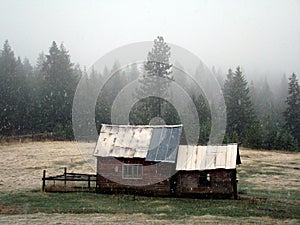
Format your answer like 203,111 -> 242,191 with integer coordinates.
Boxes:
42,167 -> 97,192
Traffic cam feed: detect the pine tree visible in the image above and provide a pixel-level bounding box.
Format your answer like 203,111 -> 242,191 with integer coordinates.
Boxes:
223,68 -> 234,141
284,73 -> 300,143
95,60 -> 122,127
0,41 -> 35,135
192,94 -> 211,144
40,41 -> 80,138
0,40 -> 18,135
29,52 -> 47,133
255,78 -> 275,119
278,74 -> 289,110
223,66 -> 255,143
144,36 -> 172,79
249,80 -> 256,108
14,57 -> 32,134
128,62 -> 139,82
139,36 -> 173,118
276,74 -> 289,125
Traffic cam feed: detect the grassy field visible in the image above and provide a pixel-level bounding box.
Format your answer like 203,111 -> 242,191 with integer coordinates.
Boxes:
0,142 -> 299,224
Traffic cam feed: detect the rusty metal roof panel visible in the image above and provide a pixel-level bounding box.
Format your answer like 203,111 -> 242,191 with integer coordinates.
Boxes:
225,144 -> 238,169
93,124 -> 182,160
94,124 -> 152,158
176,144 -> 238,170
176,145 -> 199,170
197,146 -> 207,170
204,146 -> 217,170
215,146 -> 227,168
176,145 -> 188,170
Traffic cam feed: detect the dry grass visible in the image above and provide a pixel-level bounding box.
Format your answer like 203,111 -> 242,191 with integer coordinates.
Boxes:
0,142 -> 94,192
0,142 -> 299,224
1,142 -> 298,193
238,148 -> 300,192
0,213 -> 298,225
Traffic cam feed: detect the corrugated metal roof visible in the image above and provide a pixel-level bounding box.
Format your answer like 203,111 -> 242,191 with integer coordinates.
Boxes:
146,126 -> 182,163
94,124 -> 240,170
176,144 -> 239,170
93,124 -> 182,162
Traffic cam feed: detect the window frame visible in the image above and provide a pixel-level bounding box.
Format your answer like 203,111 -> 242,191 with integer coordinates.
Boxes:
122,163 -> 143,179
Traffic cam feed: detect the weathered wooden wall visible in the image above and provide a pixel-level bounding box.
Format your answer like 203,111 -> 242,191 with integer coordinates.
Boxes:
96,157 -> 175,196
175,169 -> 237,198
96,157 -> 237,198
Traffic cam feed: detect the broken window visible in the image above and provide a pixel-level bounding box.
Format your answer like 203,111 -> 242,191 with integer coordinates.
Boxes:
122,164 -> 143,179
198,172 -> 211,187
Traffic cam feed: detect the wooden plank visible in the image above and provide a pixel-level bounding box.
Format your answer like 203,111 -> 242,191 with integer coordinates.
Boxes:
42,170 -> 46,192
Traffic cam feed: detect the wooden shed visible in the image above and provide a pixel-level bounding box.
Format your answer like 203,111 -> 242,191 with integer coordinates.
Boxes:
175,145 -> 241,199
93,124 -> 241,199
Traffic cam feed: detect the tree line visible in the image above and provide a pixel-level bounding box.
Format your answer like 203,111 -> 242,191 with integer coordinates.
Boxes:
222,67 -> 299,151
0,40 -> 81,139
0,39 -> 299,151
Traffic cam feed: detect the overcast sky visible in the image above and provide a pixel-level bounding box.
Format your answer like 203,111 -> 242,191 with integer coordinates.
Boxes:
1,0 -> 300,80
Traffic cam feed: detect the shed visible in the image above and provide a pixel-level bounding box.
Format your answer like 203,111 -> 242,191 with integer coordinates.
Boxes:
93,124 -> 241,198
175,145 -> 241,199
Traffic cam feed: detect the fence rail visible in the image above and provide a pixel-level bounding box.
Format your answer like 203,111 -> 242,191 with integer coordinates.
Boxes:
42,167 -> 97,192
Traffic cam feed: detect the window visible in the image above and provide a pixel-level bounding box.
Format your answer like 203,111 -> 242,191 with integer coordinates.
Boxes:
122,164 -> 143,179
199,172 -> 211,187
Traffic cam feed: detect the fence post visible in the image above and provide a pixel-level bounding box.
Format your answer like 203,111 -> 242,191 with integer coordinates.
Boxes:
64,167 -> 67,191
42,170 -> 46,192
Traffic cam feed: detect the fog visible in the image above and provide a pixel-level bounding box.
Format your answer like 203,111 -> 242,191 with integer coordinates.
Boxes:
1,0 -> 300,82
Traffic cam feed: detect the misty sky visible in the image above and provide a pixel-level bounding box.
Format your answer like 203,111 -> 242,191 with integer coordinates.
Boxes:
1,0 -> 300,80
